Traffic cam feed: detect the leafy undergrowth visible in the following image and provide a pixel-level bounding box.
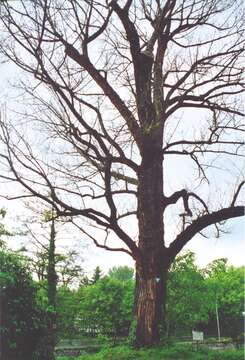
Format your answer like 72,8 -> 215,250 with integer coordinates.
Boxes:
57,343 -> 244,360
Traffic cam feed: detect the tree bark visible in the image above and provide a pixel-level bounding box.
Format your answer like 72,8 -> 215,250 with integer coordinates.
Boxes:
134,258 -> 168,346
134,133 -> 168,346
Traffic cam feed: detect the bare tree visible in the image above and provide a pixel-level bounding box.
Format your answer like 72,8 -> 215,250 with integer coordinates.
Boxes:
0,0 -> 244,346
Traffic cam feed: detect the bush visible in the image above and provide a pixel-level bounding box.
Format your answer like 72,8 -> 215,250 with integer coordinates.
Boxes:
66,344 -> 244,360
0,249 -> 44,360
77,278 -> 134,337
56,286 -> 79,339
205,349 -> 244,360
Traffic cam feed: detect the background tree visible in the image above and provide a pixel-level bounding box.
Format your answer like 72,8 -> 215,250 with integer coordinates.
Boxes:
108,266 -> 134,282
90,266 -> 103,285
55,286 -> 80,340
17,210 -> 59,360
166,251 -> 210,337
31,245 -> 85,287
204,259 -> 244,339
77,276 -> 134,338
0,208 -> 9,246
54,257 -> 244,341
0,208 -> 17,248
0,0 -> 244,346
45,216 -> 57,360
21,202 -> 85,288
24,206 -> 85,358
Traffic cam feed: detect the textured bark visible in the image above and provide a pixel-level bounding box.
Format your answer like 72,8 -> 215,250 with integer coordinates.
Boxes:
134,260 -> 168,346
134,131 -> 168,346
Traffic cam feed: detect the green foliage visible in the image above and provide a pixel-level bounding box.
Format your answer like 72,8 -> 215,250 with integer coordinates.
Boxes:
204,259 -> 244,338
55,344 -> 244,360
204,258 -> 227,274
54,252 -> 243,342
56,286 -> 80,339
54,252 -> 243,343
0,248 -> 44,360
0,207 -> 7,217
108,266 -> 134,282
42,209 -> 54,222
56,250 -> 84,287
127,318 -> 137,346
77,277 -> 134,337
165,252 -> 244,339
166,251 -> 211,335
90,266 -> 103,284
31,247 -> 84,287
0,208 -> 14,247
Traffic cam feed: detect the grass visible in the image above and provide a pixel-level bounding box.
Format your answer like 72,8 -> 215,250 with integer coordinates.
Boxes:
56,343 -> 244,360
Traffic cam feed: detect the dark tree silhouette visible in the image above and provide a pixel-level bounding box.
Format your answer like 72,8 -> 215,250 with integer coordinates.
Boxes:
0,0 -> 244,346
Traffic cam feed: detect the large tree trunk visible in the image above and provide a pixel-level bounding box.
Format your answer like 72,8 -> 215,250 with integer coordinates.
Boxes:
134,133 -> 169,346
134,258 -> 168,346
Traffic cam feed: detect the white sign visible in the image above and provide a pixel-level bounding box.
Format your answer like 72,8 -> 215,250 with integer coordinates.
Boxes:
192,331 -> 204,342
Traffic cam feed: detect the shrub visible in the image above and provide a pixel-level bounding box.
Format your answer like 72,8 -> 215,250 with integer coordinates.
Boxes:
0,249 -> 44,360
77,278 -> 134,337
72,344 -> 244,360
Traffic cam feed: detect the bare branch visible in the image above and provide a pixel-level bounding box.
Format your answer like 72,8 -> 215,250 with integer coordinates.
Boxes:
231,181 -> 245,207
72,220 -> 133,257
168,205 -> 245,262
